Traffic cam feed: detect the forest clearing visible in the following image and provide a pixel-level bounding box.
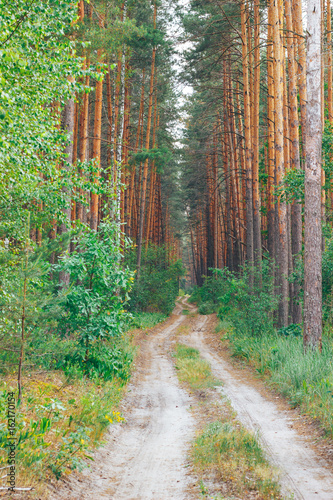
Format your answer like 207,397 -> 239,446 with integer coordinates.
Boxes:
2,0 -> 333,498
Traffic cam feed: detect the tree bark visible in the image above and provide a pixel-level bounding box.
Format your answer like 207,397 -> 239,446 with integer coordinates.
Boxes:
253,0 -> 262,267
304,0 -> 322,350
59,87 -> 75,287
285,0 -> 302,324
90,53 -> 103,231
136,3 -> 157,278
293,0 -> 307,156
272,0 -> 288,327
241,0 -> 254,276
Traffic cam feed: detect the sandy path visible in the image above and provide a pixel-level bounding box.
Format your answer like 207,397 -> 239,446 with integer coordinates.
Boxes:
50,301 -> 196,500
186,315 -> 333,500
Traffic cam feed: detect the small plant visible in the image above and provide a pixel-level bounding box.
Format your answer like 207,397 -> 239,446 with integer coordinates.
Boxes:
193,420 -> 281,498
278,323 -> 302,337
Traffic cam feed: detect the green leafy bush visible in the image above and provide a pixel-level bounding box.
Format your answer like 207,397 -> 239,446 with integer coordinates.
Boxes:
56,221 -> 134,379
126,244 -> 185,315
193,263 -> 279,336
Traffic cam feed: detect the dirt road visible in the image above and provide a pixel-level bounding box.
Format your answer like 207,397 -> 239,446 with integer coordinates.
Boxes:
50,302 -> 333,500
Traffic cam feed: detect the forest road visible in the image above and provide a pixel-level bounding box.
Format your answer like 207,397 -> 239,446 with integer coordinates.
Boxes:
50,300 -> 333,500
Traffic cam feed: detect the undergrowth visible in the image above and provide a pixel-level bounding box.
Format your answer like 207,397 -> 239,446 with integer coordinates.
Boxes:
0,372 -> 126,495
173,342 -> 281,499
0,310 -> 166,494
127,311 -> 167,329
194,421 -> 281,499
193,263 -> 333,437
222,326 -> 333,436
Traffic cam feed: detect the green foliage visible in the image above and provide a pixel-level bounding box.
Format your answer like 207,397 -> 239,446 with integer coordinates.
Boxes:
277,323 -> 302,338
126,244 -> 185,315
278,168 -> 305,204
194,262 -> 279,336
0,225 -> 67,377
322,235 -> 333,322
198,301 -> 216,315
0,0 -> 88,239
56,221 -> 134,378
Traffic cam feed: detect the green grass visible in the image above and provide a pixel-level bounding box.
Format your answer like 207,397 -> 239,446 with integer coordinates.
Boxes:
174,344 -> 221,390
128,312 -> 167,329
0,372 -> 127,495
223,328 -> 333,436
194,421 -> 281,499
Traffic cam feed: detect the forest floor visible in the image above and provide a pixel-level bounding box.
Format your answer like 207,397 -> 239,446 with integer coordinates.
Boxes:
48,298 -> 333,500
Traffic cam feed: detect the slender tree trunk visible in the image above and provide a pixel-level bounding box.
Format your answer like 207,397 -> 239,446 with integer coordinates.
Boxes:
90,53 -> 103,231
253,0 -> 262,267
328,0 -> 333,121
272,0 -> 288,327
285,0 -> 302,324
59,82 -> 75,287
293,0 -> 307,156
241,1 -> 254,276
267,6 -> 276,265
304,0 -> 323,350
136,3 -> 157,278
146,80 -> 158,247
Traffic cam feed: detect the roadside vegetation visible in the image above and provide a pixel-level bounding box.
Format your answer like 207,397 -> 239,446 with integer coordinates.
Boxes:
191,258 -> 333,438
174,342 -> 281,499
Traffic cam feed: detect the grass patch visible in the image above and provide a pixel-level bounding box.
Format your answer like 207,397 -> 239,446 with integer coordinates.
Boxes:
0,333 -> 137,495
128,312 -> 167,329
0,373 -> 126,495
182,309 -> 190,315
194,420 -> 281,499
174,344 -> 221,390
223,327 -> 333,436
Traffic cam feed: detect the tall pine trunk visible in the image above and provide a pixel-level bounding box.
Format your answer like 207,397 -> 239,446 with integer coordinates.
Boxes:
304,0 -> 322,350
241,1 -> 254,277
272,0 -> 288,327
136,3 -> 157,278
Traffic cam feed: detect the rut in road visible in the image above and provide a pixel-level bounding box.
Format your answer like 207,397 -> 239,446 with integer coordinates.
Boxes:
50,299 -> 197,500
184,314 -> 333,500
50,302 -> 333,500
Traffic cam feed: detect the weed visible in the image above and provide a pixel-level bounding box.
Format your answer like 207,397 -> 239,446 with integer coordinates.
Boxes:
0,371 -> 127,493
193,420 -> 280,498
128,312 -> 167,329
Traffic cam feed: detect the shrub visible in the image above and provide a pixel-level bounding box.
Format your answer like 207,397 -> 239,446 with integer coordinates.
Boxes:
56,220 -> 134,377
126,244 -> 185,315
